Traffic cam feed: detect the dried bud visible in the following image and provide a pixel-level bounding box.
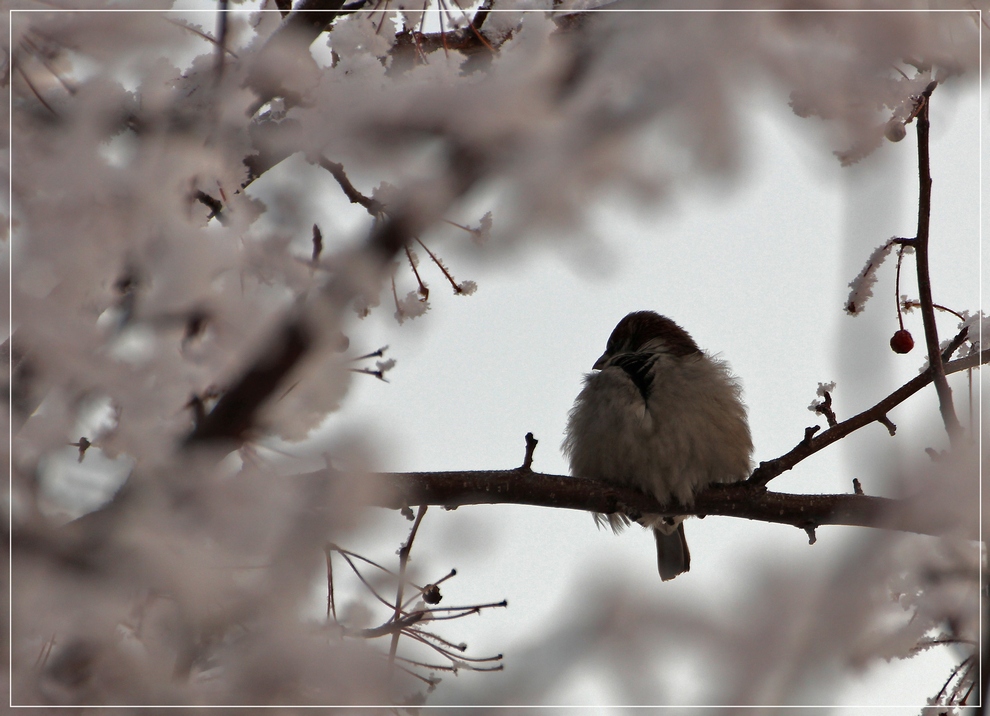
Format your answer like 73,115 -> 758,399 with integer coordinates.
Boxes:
422,584 -> 442,604
884,119 -> 907,143
890,329 -> 914,354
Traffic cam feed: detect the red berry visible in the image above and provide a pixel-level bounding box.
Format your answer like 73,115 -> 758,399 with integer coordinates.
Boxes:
890,329 -> 914,354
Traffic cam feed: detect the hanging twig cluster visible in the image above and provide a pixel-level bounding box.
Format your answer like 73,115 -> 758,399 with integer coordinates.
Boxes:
325,506 -> 505,700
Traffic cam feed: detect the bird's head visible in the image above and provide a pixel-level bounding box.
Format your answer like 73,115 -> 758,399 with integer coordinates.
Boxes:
593,311 -> 701,369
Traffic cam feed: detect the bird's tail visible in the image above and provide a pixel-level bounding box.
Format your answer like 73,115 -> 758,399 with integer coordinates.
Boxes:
654,522 -> 690,581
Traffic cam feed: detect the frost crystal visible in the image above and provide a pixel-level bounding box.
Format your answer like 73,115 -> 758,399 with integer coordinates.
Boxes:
372,181 -> 401,211
816,382 -> 836,397
808,382 -> 836,412
395,291 -> 430,324
958,312 -> 988,352
845,240 -> 895,315
474,212 -> 493,244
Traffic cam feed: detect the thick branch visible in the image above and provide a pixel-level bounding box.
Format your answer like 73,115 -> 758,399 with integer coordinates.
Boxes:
184,319 -> 311,446
246,0 -> 348,110
352,470 -> 969,539
749,348 -> 988,486
332,350 -> 988,542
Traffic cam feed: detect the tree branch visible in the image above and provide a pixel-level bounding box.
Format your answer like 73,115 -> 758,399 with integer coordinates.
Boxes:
345,469 -> 970,539
912,82 -> 963,447
748,348 -> 987,487
245,0 -> 348,110
184,319 -> 311,446
315,156 -> 384,215
302,349 -> 990,542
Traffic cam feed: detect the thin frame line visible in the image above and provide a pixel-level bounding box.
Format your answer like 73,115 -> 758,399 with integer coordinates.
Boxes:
5,4 -> 984,710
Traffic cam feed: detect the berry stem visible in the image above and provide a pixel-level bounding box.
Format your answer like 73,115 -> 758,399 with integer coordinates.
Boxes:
894,244 -> 906,330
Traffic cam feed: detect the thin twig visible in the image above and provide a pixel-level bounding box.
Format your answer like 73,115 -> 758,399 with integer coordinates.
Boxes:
414,237 -> 465,294
437,0 -> 450,59
941,327 -> 969,363
406,629 -> 502,664
423,600 -> 508,614
902,299 -> 968,323
325,546 -> 337,622
332,544 -> 443,615
35,635 -> 55,668
425,608 -> 491,622
521,432 -> 538,471
21,36 -> 76,95
352,611 -> 425,639
164,18 -> 240,59
349,367 -> 389,381
330,544 -> 399,578
372,0 -> 389,35
388,505 -> 428,669
337,551 -> 397,611
814,391 -> 838,428
408,626 -> 468,653
894,243 -> 906,330
15,63 -> 57,116
311,224 -> 323,264
214,0 -> 229,81
395,654 -> 464,672
391,273 -> 403,321
316,156 -> 384,215
351,347 -> 388,362
393,661 -> 442,685
404,244 -> 429,299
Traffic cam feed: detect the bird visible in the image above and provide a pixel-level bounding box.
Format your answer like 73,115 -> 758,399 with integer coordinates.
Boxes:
562,311 -> 753,580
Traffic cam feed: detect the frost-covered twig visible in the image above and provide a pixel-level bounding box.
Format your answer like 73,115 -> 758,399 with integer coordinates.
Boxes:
808,382 -> 837,428
845,240 -> 891,315
414,237 -> 475,295
325,534 -> 505,690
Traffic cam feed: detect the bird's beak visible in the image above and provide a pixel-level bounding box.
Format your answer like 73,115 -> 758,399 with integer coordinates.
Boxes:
593,352 -> 609,370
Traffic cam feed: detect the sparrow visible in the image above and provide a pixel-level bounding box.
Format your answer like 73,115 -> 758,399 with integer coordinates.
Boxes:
562,311 -> 753,580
